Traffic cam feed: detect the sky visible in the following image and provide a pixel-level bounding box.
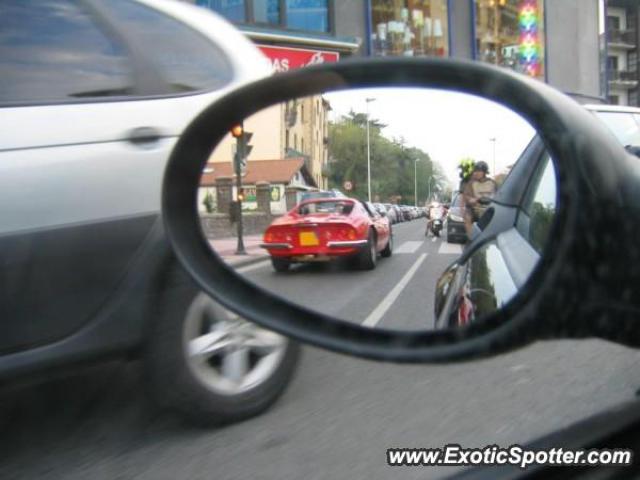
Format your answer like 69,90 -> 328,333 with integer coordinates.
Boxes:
325,87 -> 536,190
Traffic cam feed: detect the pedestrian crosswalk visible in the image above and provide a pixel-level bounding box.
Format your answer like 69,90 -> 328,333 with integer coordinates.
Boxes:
394,241 -> 424,254
394,240 -> 463,255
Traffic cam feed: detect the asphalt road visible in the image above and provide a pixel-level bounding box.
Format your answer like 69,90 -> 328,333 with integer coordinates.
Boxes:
3,219 -> 640,479
235,218 -> 462,330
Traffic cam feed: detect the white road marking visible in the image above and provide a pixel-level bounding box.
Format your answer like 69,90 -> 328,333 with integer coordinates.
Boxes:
237,259 -> 271,274
394,240 -> 424,254
362,253 -> 428,328
438,242 -> 463,255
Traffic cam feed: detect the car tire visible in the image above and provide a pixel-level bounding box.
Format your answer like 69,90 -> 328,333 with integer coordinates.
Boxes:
357,230 -> 377,270
271,257 -> 291,272
381,231 -> 393,258
145,272 -> 300,427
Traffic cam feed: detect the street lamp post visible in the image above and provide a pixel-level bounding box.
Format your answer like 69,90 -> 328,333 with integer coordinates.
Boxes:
365,97 -> 376,202
414,158 -> 421,207
490,137 -> 497,175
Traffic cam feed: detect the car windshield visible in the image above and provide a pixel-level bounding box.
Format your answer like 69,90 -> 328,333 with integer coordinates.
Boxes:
593,111 -> 640,147
298,200 -> 353,215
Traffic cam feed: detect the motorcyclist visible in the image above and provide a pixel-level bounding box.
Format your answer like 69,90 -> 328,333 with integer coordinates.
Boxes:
463,161 -> 497,237
426,201 -> 445,237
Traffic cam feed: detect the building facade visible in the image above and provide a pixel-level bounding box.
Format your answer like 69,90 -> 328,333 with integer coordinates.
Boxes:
191,0 -> 607,203
190,0 -> 605,99
604,0 -> 639,105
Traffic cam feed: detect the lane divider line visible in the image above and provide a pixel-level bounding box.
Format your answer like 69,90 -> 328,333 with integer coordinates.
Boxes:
361,253 -> 428,328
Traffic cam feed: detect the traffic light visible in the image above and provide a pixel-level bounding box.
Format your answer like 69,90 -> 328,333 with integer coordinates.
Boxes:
230,124 -> 253,174
230,124 -> 243,138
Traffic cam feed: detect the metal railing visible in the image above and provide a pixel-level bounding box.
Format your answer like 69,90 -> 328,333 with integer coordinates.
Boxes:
608,69 -> 639,83
608,29 -> 637,46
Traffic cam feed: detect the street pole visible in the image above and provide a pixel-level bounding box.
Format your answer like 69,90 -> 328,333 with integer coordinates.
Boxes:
414,158 -> 420,207
365,97 -> 375,202
490,137 -> 496,175
235,122 -> 246,255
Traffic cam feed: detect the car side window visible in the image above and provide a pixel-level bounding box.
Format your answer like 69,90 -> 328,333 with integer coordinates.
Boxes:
516,154 -> 557,254
104,0 -> 234,94
0,0 -> 134,105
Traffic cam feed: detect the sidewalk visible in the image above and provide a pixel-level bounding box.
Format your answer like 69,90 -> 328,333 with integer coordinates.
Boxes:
209,234 -> 269,267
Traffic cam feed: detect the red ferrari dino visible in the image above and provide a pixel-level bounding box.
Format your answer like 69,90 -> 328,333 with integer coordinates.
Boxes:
260,198 -> 393,272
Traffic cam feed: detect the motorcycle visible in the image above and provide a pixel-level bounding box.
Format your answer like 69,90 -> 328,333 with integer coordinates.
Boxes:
425,206 -> 444,237
431,218 -> 443,237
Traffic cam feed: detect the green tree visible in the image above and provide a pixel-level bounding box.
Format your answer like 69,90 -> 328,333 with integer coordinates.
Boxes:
328,112 -> 443,205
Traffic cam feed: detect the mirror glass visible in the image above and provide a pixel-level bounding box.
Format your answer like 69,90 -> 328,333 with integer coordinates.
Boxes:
197,88 -> 556,331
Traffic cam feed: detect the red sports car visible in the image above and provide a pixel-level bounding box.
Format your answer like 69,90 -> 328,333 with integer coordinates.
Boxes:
260,198 -> 393,272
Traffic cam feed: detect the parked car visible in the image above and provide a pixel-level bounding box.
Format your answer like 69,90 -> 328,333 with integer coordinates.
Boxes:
445,193 -> 468,244
0,0 -> 300,426
383,203 -> 399,224
372,202 -> 389,219
400,205 -> 413,221
390,204 -> 404,222
261,198 -> 392,271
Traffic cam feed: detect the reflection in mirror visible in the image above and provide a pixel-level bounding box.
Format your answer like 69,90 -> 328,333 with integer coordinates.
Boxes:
197,88 -> 556,332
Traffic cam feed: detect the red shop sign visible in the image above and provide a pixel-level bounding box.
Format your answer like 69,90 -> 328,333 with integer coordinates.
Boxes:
257,45 -> 339,73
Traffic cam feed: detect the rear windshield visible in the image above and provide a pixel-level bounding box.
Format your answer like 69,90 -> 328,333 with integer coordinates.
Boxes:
298,201 -> 354,215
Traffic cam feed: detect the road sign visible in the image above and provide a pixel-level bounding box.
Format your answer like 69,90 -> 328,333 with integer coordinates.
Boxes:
343,180 -> 353,191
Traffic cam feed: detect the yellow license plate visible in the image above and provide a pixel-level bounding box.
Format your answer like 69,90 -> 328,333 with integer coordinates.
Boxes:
299,231 -> 319,246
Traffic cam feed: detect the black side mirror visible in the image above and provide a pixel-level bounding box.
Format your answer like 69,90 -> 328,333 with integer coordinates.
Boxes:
163,57 -> 640,363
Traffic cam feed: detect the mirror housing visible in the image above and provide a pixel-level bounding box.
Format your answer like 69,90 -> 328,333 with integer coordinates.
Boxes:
163,58 -> 640,363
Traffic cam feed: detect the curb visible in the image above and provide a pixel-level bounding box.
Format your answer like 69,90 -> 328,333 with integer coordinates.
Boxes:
224,254 -> 270,269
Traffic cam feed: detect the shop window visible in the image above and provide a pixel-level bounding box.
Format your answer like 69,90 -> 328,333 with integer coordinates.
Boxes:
474,0 -> 545,80
370,0 -> 449,57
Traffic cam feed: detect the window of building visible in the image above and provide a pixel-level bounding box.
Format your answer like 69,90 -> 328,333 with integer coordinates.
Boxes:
285,129 -> 290,149
197,0 -> 246,22
608,95 -> 620,105
474,0 -> 546,80
287,0 -> 329,32
197,0 -> 331,33
253,0 -> 280,25
370,0 -> 449,57
607,15 -> 621,32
